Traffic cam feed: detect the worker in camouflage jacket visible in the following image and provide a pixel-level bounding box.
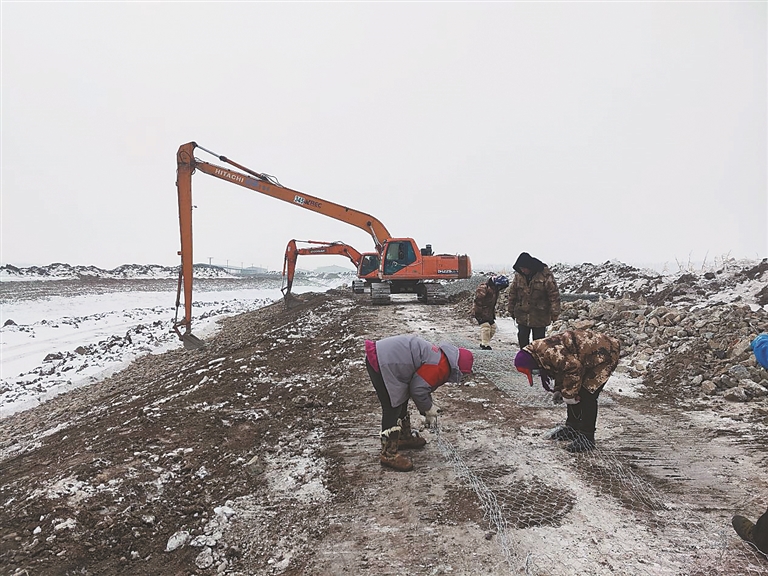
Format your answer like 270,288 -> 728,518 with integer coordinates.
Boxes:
365,335 -> 473,471
507,252 -> 561,349
514,329 -> 620,453
472,274 -> 509,350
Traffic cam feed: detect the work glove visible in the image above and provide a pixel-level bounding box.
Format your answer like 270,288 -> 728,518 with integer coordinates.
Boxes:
563,395 -> 580,405
552,391 -> 564,405
424,405 -> 439,429
540,373 -> 553,393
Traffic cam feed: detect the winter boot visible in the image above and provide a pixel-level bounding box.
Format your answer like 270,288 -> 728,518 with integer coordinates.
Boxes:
380,428 -> 413,472
755,510 -> 768,554
480,323 -> 493,350
565,433 -> 596,453
547,425 -> 578,441
398,415 -> 427,449
734,513 -> 768,554
733,515 -> 756,546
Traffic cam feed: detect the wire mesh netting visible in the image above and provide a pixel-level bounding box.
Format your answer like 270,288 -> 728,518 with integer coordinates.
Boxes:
430,333 -> 768,575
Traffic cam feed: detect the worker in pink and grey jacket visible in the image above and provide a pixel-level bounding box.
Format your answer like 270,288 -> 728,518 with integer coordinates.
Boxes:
365,335 -> 474,471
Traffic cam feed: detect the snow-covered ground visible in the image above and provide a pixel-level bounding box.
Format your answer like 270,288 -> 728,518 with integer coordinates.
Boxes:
0,271 -> 353,418
3,257 -> 766,420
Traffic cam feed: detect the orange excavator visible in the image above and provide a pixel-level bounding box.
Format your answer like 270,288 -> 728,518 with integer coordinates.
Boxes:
281,239 -> 380,296
173,142 -> 471,348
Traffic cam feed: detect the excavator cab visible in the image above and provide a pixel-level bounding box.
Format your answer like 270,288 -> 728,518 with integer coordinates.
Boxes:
351,252 -> 381,294
359,253 -> 380,277
383,240 -> 417,275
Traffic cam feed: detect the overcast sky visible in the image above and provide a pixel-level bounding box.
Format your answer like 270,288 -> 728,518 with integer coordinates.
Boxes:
2,2 -> 766,273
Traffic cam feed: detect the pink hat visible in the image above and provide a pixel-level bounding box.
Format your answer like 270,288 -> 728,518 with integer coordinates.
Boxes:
514,349 -> 538,386
458,348 -> 474,374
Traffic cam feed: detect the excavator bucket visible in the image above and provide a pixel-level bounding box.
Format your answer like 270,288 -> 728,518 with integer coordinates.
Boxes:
182,332 -> 206,350
282,288 -> 301,309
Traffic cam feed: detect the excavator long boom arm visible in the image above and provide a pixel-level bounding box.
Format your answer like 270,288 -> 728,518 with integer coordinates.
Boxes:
174,142 -> 390,346
282,239 -> 363,295
178,142 -> 391,245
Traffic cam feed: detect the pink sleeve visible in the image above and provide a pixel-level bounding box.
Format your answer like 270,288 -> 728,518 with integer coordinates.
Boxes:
365,340 -> 380,372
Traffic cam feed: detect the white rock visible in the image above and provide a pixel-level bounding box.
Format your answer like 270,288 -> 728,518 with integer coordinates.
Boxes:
191,534 -> 217,547
53,518 -> 76,531
165,530 -> 191,552
195,547 -> 215,569
740,380 -> 768,398
723,387 -> 749,402
214,505 -> 236,519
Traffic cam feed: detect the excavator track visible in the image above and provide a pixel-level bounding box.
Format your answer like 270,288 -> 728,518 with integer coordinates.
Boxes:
352,280 -> 367,294
423,282 -> 448,304
370,282 -> 391,305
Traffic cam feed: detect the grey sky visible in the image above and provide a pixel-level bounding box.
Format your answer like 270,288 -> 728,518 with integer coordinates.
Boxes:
2,2 -> 766,272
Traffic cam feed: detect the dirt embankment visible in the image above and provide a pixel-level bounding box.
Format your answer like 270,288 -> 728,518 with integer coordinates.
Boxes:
1,289 -> 767,576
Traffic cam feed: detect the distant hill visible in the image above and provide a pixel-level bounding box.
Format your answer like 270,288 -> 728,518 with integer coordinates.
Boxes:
0,263 -> 250,281
0,262 -> 360,281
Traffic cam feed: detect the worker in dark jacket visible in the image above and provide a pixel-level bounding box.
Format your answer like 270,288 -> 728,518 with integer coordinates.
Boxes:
514,329 -> 620,453
507,252 -> 561,349
472,274 -> 509,350
365,335 -> 474,471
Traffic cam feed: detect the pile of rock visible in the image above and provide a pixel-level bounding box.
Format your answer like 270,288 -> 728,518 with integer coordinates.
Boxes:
551,258 -> 767,304
459,258 -> 768,403
552,297 -> 767,402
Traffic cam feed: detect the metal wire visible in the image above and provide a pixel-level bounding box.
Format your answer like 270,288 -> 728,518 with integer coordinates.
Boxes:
435,428 -> 518,571
427,331 -> 768,575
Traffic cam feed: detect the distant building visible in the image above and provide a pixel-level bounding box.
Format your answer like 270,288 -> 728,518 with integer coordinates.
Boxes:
238,266 -> 268,276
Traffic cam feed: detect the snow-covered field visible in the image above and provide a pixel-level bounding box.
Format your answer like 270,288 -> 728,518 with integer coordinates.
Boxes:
0,269 -> 353,417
